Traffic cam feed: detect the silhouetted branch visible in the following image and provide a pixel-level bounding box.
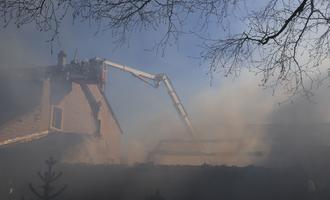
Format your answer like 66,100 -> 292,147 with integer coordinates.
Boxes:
202,0 -> 330,97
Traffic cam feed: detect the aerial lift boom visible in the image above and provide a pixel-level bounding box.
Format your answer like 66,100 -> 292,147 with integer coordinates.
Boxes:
95,58 -> 195,138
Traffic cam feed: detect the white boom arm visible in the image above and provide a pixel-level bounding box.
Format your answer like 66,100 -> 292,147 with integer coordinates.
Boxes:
97,58 -> 195,138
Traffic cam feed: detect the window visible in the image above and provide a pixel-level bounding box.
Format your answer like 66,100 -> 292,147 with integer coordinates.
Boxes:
52,106 -> 63,130
96,119 -> 101,136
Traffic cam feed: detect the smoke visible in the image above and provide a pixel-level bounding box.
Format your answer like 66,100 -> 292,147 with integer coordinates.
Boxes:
188,69 -> 330,167
264,91 -> 330,167
122,67 -> 330,167
187,73 -> 275,166
120,71 -> 277,166
0,29 -> 51,69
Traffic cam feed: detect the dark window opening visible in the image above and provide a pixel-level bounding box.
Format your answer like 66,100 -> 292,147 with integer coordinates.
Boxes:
52,107 -> 62,129
96,119 -> 101,136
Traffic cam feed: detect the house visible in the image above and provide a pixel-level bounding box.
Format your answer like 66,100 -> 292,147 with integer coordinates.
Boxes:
0,51 -> 122,164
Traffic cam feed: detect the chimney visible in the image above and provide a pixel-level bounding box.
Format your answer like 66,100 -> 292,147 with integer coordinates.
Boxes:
57,50 -> 67,67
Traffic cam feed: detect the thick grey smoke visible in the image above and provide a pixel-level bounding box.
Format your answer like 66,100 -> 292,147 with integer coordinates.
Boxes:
265,92 -> 330,167
0,30 -> 52,69
120,71 -> 277,165
189,70 -> 330,167
188,73 -> 276,166
121,68 -> 330,167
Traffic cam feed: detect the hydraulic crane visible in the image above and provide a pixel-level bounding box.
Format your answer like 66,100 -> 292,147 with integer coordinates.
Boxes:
93,58 -> 195,138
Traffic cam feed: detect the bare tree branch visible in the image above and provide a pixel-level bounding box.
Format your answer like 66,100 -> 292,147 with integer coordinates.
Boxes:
202,0 -> 330,98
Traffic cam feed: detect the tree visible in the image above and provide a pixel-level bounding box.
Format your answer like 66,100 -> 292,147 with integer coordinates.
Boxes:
1,0 -> 330,96
203,0 -> 330,98
28,157 -> 67,200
